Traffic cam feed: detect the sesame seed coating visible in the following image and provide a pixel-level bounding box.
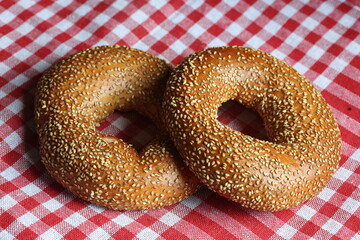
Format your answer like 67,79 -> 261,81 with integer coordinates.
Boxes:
162,46 -> 341,211
35,45 -> 200,210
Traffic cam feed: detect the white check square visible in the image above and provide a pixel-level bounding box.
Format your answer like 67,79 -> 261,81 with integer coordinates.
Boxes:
4,132 -> 22,149
37,8 -> 54,21
307,45 -> 325,59
131,10 -> 148,24
93,13 -> 111,26
40,229 -> 63,240
264,20 -> 281,35
207,8 -> 223,23
53,44 -> 72,57
271,49 -> 286,60
64,212 -> 87,227
276,223 -> 297,239
170,12 -> 186,24
88,203 -> 105,213
170,40 -> 187,54
341,197 -> 359,214
0,10 -> 16,24
281,5 -> 297,17
345,41 -> 360,56
317,187 -> 335,201
296,205 -> 317,220
329,57 -> 348,72
1,166 -> 20,181
132,41 -> 149,51
88,228 -> 111,239
226,22 -> 243,36
0,195 -> 18,211
318,2 -> 334,15
293,62 -> 308,74
34,32 -> 53,46
13,48 -> 32,60
182,195 -> 202,209
32,60 -> 52,73
42,199 -> 63,212
322,218 -> 342,235
56,19 -> 72,31
247,35 -> 265,49
224,0 -> 238,7
112,214 -> 134,227
208,38 -> 226,48
323,30 -> 341,43
339,14 -> 356,28
137,228 -> 159,240
350,149 -> 360,161
0,35 -> 14,49
159,212 -> 181,226
20,183 -> 42,196
74,4 -> 92,16
0,62 -> 11,74
333,167 -> 352,182
74,30 -> 92,42
55,0 -> 72,8
150,0 -> 167,9
113,25 -> 131,38
18,212 -> 39,227
0,230 -> 14,240
188,24 -> 206,38
244,7 -> 261,20
302,17 -> 318,31
313,75 -> 332,90
150,26 -> 167,39
8,99 -> 24,114
285,33 -> 303,48
18,0 -> 36,9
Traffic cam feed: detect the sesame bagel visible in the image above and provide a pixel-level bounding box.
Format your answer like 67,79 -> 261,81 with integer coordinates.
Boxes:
163,46 -> 341,211
35,45 -> 200,210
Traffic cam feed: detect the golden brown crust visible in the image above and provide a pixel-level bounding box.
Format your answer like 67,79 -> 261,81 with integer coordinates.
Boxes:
162,46 -> 341,211
35,45 -> 200,210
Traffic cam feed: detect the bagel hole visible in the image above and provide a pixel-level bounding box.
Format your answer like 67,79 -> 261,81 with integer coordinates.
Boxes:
217,100 -> 268,141
95,111 -> 158,151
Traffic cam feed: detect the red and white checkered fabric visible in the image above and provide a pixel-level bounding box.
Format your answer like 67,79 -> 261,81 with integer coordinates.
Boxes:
1,0 -> 359,239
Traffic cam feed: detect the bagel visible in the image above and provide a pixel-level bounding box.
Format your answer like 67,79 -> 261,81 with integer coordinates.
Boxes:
163,46 -> 341,211
35,45 -> 200,210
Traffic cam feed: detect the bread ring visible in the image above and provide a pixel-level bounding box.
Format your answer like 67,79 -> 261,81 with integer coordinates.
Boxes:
163,46 -> 341,211
35,45 -> 200,210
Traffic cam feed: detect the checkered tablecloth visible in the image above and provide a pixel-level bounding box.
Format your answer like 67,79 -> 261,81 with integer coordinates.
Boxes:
1,0 -> 359,239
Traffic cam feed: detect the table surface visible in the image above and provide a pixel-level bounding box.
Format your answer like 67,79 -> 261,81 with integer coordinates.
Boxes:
1,0 -> 359,239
